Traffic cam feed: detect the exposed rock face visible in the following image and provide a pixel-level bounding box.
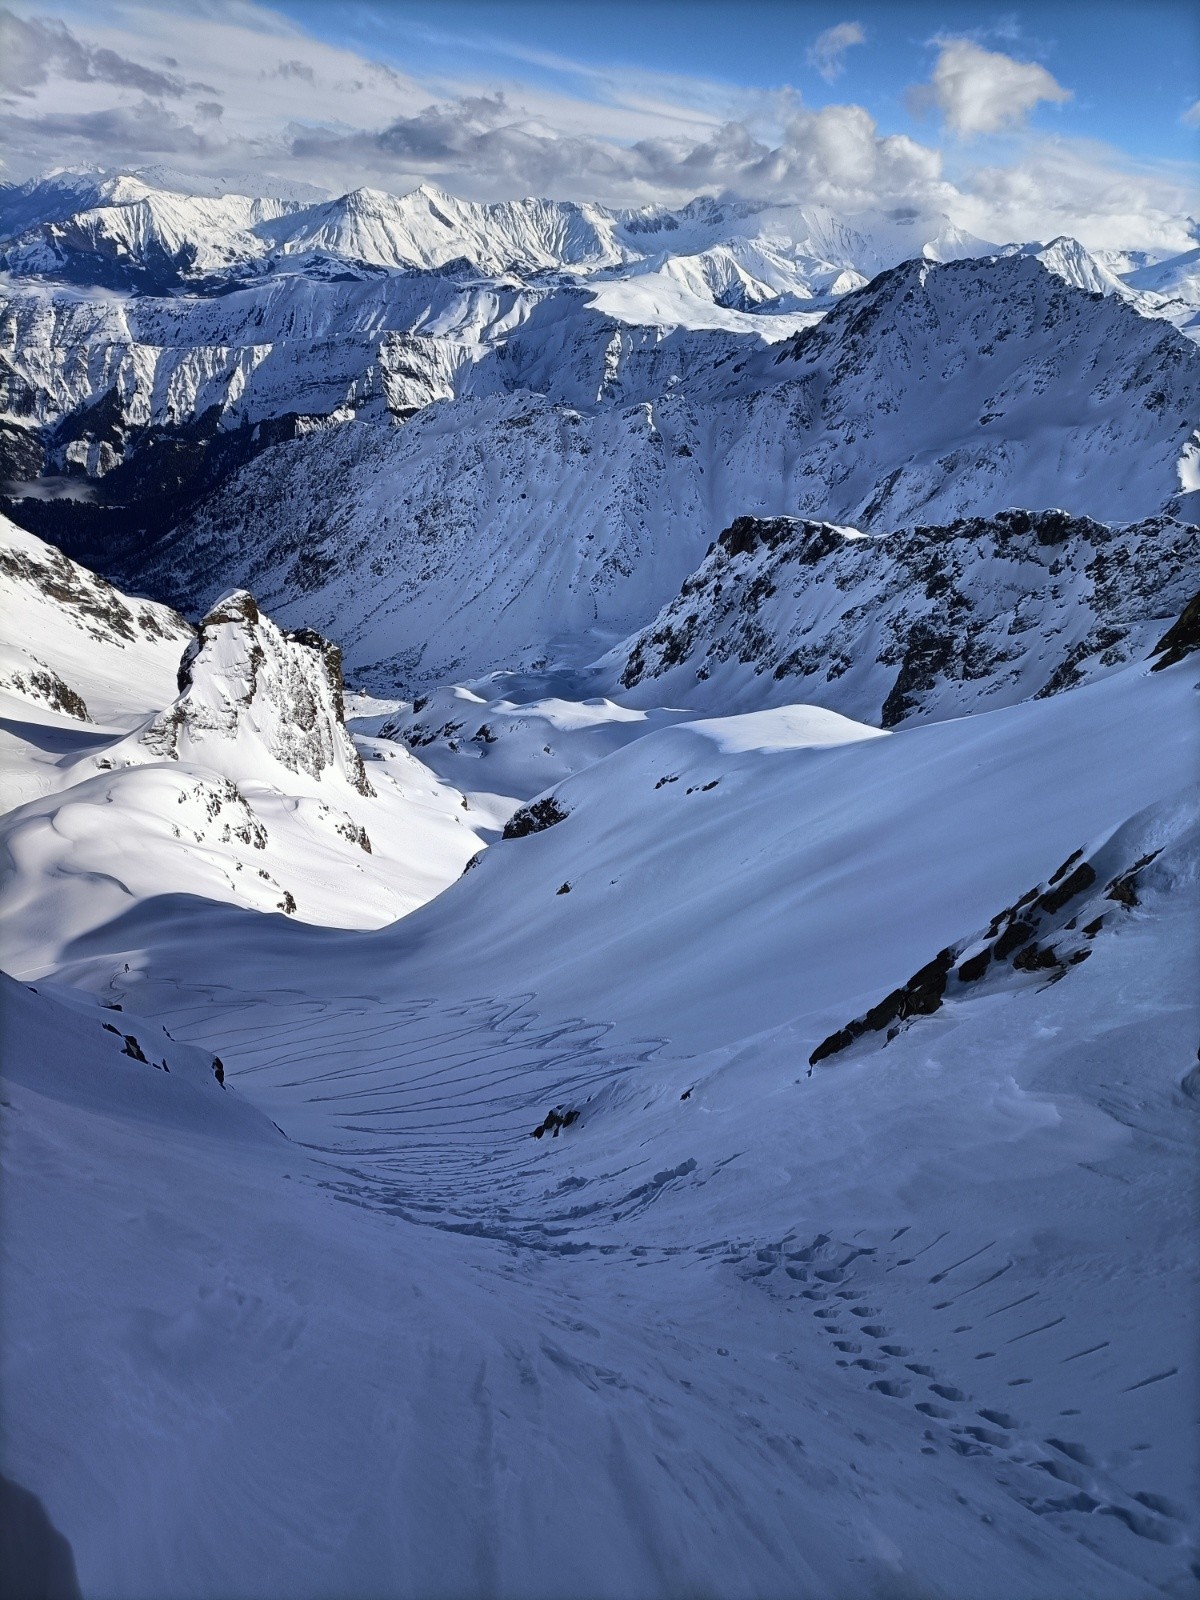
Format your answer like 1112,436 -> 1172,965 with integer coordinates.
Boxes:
502,796 -> 570,840
1150,590 -> 1200,670
144,589 -> 373,795
0,517 -> 191,652
0,512 -> 192,724
808,831 -> 1172,1067
617,510 -> 1199,726
1,663 -> 90,721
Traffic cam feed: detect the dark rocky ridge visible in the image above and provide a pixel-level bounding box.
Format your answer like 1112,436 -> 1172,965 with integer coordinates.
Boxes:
619,509 -> 1199,727
808,838 -> 1168,1067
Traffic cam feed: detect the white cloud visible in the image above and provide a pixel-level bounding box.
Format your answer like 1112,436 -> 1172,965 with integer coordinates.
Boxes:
1182,99 -> 1200,129
806,22 -> 865,83
917,38 -> 1071,139
0,1 -> 1194,255
953,137 -> 1200,254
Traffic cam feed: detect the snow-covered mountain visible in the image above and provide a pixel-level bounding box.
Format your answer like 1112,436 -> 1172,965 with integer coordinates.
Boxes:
0,175 -> 931,287
2,165 -> 1199,1600
107,254 -> 1200,692
0,523 -> 483,969
613,509 -> 1199,723
3,172 -> 1197,579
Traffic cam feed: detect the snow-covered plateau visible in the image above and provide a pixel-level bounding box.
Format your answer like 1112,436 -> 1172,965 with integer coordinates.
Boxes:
1,169 -> 1198,1600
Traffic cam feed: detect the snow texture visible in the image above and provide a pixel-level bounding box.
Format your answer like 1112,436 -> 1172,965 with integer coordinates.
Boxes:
1,171 -> 1198,1600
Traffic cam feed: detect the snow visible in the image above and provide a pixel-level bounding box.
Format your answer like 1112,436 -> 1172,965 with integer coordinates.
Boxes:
0,513 -> 191,727
2,650 -> 1196,1599
1,173 -> 1199,1600
685,703 -> 887,753
612,510 -> 1198,724
0,532 -> 483,970
111,256 -> 1200,698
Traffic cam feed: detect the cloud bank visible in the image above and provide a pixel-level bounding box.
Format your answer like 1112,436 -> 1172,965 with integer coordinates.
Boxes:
0,2 -> 1195,254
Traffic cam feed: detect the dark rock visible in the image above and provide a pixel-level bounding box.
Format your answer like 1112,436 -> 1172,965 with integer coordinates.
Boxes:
1046,848 -> 1084,886
808,1025 -> 861,1066
1106,849 -> 1161,907
1037,861 -> 1096,914
1149,590 -> 1200,670
881,623 -> 958,727
1011,943 -> 1062,973
0,1472 -> 83,1600
993,919 -> 1036,960
502,796 -> 569,839
957,948 -> 991,983
531,1106 -> 580,1139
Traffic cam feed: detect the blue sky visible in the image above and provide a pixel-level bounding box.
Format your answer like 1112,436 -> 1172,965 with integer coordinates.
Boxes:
274,0 -> 1199,165
1,1 -> 1196,251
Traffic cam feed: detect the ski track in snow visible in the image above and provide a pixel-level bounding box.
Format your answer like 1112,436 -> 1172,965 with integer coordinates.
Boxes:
100,931 -> 1196,1600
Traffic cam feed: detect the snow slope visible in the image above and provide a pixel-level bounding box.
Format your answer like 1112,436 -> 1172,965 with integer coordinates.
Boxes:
3,653 -> 1194,1600
0,536 -> 483,964
2,170 -> 1199,1600
0,512 -> 191,725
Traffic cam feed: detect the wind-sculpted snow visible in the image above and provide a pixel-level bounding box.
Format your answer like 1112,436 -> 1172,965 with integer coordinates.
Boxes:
3,649 -> 1195,1599
3,171 -> 1200,1600
615,509 -> 1200,724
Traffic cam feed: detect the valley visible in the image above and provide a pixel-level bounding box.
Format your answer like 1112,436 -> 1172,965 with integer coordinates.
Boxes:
1,164 -> 1197,1600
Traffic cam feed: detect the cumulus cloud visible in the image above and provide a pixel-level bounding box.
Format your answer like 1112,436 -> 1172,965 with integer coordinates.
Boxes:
807,22 -> 866,84
0,8 -> 185,97
916,38 -> 1071,138
954,137 -> 1199,254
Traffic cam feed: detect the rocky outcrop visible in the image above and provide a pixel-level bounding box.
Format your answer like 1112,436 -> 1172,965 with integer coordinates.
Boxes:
0,513 -> 193,722
1149,590 -> 1200,671
0,518 -> 191,651
618,510 -> 1199,726
808,837 -> 1168,1067
144,589 -> 373,795
502,796 -> 570,840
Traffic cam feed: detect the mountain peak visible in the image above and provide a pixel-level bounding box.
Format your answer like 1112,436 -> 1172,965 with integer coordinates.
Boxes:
143,590 -> 373,796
